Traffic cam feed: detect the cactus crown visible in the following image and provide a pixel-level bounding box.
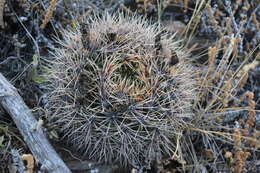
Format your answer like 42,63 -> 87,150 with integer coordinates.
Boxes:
46,13 -> 195,168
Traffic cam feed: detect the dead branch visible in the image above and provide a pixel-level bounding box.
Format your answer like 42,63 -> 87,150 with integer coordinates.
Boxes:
0,73 -> 71,173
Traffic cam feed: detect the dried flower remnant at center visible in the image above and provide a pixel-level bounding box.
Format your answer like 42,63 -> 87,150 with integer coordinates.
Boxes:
46,13 -> 196,168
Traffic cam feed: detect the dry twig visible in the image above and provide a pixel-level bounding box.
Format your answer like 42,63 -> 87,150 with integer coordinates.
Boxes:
40,0 -> 57,29
0,73 -> 71,173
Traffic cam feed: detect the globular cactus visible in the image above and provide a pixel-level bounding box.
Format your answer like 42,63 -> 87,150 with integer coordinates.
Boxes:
45,13 -> 195,169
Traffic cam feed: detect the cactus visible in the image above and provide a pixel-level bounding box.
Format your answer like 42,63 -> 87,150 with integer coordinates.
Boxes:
45,13 -> 196,169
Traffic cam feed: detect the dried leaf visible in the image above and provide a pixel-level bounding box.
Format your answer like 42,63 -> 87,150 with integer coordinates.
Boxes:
21,154 -> 34,173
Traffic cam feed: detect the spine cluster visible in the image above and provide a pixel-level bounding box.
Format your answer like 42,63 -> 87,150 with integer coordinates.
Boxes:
46,13 -> 195,168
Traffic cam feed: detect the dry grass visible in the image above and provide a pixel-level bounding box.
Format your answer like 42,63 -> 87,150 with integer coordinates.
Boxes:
40,0 -> 57,29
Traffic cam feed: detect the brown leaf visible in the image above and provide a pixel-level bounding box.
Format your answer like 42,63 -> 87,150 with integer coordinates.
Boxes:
21,154 -> 34,173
